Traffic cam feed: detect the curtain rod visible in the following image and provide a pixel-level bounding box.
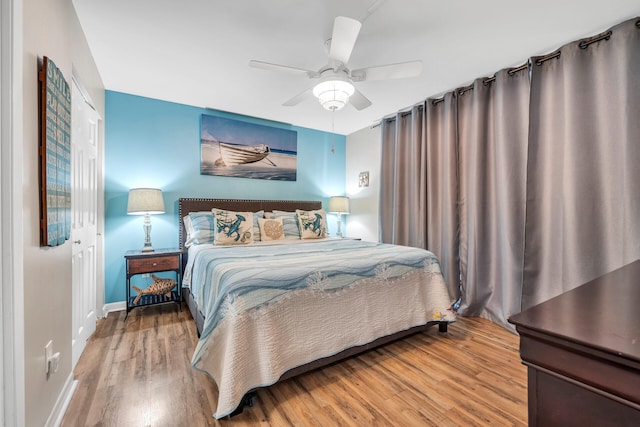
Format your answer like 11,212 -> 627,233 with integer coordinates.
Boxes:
373,103 -> 425,127
484,63 -> 530,85
435,61 -> 530,101
537,26 -> 619,66
535,50 -> 560,66
377,20 -> 638,127
578,30 -> 612,49
508,63 -> 529,76
458,85 -> 473,96
441,62 -> 531,98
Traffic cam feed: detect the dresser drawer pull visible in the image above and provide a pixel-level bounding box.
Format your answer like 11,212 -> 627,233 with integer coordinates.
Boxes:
153,262 -> 158,266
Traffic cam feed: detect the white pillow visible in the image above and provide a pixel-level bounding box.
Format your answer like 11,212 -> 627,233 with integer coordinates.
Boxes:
212,209 -> 254,245
183,215 -> 193,237
258,217 -> 285,241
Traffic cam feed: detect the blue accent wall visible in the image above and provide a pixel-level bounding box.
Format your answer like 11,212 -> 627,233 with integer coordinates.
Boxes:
104,91 -> 346,304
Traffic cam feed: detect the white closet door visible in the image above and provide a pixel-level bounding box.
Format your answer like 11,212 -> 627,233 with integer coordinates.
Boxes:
71,81 -> 98,368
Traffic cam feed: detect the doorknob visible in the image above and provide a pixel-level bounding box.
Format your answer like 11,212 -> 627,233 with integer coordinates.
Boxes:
73,240 -> 81,244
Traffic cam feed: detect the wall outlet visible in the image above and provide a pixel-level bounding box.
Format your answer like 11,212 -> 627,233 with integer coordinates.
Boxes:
49,352 -> 60,376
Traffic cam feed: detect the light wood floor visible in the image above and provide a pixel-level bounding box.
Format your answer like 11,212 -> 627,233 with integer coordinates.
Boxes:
61,303 -> 527,427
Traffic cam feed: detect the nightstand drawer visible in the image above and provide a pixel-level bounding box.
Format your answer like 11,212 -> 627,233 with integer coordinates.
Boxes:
128,256 -> 179,275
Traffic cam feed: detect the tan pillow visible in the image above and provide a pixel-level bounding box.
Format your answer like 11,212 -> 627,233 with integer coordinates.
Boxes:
258,217 -> 285,241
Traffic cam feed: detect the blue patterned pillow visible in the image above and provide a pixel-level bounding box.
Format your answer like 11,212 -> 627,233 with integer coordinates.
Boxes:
185,210 -> 263,246
184,211 -> 215,247
269,210 -> 301,239
253,210 -> 264,241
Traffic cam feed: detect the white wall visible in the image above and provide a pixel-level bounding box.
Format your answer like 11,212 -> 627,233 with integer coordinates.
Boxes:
345,125 -> 381,243
21,1 -> 104,425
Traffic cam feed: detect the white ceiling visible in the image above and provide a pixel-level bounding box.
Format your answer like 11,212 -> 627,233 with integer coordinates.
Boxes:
72,0 -> 640,135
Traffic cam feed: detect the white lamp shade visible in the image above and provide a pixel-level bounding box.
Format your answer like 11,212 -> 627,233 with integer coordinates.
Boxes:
127,188 -> 165,215
328,196 -> 350,214
313,79 -> 355,111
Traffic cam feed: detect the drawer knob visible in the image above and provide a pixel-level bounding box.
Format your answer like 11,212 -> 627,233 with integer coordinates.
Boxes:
152,262 -> 158,266
73,240 -> 81,244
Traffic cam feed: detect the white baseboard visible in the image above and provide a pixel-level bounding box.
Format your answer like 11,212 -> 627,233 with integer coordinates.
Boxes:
45,373 -> 77,427
43,302 -> 125,426
102,301 -> 125,316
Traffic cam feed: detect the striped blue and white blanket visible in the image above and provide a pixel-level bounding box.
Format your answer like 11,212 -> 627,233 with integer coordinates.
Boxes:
186,238 -> 455,418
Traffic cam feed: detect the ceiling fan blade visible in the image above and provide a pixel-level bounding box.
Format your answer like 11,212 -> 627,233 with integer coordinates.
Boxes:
249,60 -> 316,76
328,16 -> 362,65
283,87 -> 314,107
350,89 -> 372,111
351,60 -> 423,81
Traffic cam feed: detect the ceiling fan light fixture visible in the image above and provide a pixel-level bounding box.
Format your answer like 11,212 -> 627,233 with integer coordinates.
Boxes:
313,79 -> 355,111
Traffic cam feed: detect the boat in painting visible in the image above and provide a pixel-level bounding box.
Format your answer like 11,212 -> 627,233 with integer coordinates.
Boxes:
217,142 -> 271,166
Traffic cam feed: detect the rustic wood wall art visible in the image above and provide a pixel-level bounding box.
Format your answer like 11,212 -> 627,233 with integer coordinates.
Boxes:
38,56 -> 71,247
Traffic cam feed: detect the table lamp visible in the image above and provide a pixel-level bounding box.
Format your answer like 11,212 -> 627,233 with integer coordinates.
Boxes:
127,188 -> 165,252
328,196 -> 350,238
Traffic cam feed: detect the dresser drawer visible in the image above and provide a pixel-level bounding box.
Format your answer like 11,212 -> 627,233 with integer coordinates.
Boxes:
128,255 -> 179,275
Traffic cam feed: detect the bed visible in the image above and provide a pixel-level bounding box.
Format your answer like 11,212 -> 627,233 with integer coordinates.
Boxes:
178,198 -> 456,419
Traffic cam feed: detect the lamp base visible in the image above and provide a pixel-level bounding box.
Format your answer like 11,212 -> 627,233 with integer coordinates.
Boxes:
141,213 -> 155,252
336,215 -> 343,238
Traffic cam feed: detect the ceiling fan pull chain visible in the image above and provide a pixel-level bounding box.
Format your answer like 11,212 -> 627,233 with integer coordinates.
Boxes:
331,109 -> 335,154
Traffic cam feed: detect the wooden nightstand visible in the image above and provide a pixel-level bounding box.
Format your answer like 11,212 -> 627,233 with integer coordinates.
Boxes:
124,248 -> 183,318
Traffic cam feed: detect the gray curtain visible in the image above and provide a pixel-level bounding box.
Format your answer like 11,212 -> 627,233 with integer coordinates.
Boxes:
379,16 -> 640,327
380,95 -> 460,298
424,94 -> 460,298
380,106 -> 426,248
522,18 -> 640,309
456,68 -> 530,328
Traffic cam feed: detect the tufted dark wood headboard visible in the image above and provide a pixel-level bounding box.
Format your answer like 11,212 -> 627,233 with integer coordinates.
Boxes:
178,198 -> 323,250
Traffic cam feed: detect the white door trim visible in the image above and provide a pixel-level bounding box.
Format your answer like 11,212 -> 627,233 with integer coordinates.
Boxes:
1,0 -> 25,425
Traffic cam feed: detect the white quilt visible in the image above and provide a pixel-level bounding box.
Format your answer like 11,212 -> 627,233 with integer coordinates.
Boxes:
186,239 -> 456,418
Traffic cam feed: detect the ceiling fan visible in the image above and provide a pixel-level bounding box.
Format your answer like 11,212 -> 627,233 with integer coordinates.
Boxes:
249,16 -> 422,111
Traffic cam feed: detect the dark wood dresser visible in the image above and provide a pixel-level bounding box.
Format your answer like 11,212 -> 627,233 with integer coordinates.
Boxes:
509,261 -> 640,427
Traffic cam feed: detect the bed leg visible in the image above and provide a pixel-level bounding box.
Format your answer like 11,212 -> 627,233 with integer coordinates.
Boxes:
227,391 -> 257,418
438,322 -> 448,333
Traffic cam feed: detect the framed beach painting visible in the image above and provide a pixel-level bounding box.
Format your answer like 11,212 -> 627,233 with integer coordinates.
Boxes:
200,115 -> 297,181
